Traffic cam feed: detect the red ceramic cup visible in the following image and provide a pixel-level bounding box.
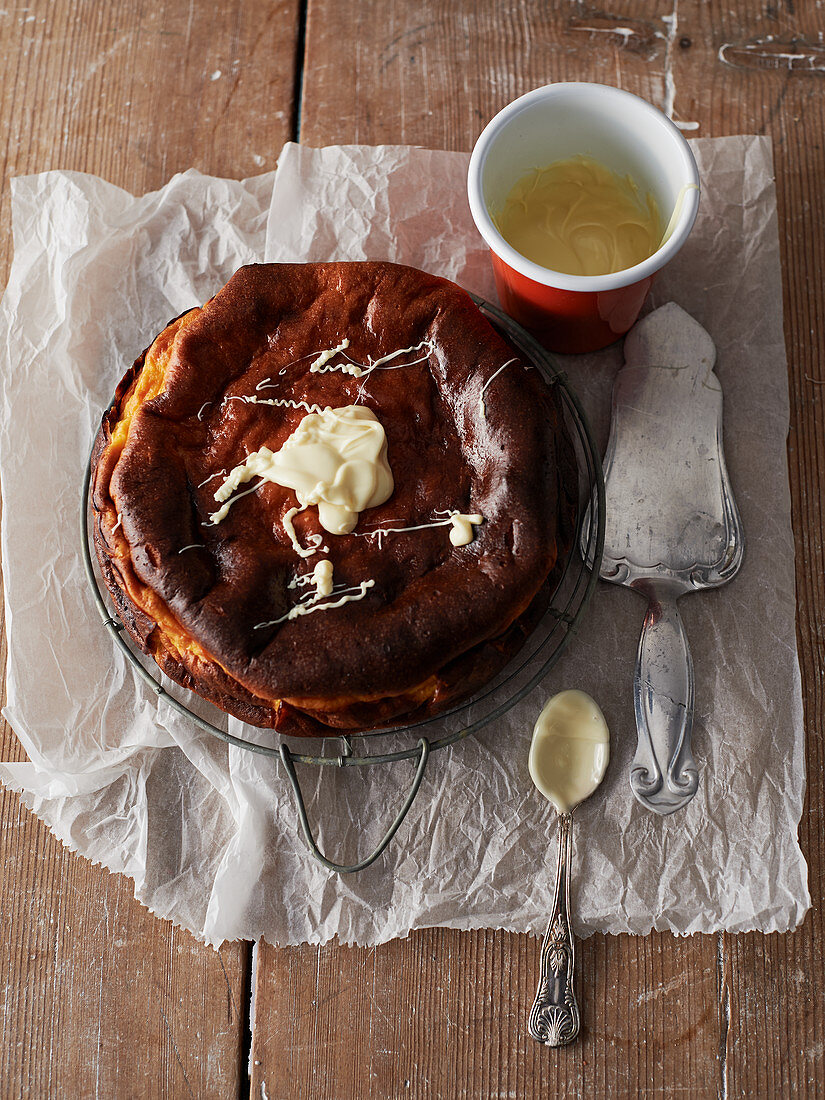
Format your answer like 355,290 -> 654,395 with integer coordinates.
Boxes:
467,83 -> 700,354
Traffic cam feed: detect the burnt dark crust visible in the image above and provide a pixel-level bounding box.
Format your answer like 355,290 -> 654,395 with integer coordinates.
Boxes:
90,262 -> 575,734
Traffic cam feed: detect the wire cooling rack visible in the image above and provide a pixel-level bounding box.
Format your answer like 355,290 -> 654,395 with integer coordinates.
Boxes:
81,297 -> 605,871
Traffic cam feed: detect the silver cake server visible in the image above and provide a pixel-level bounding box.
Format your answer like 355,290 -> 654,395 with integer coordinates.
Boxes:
590,303 -> 744,815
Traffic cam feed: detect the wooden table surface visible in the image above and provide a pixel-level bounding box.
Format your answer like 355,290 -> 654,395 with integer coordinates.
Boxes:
1,2 -> 822,1097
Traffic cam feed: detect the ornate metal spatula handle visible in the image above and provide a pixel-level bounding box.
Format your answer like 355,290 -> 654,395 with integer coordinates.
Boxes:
528,812 -> 580,1046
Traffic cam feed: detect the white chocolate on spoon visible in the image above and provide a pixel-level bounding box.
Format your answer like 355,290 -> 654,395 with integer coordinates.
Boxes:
527,689 -> 610,1048
529,689 -> 610,815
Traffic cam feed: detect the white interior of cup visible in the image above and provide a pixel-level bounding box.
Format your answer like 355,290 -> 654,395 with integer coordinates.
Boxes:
467,83 -> 700,293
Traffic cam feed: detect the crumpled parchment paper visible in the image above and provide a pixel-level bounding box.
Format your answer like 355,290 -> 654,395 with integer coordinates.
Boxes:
0,137 -> 809,946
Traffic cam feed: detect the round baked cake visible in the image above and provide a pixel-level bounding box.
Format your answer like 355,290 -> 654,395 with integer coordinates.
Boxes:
90,261 -> 576,735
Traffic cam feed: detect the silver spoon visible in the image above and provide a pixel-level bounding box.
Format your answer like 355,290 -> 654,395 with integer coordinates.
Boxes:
527,690 -> 610,1047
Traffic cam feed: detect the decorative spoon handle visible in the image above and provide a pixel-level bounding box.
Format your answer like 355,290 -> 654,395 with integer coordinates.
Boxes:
632,586 -> 698,815
528,813 -> 580,1046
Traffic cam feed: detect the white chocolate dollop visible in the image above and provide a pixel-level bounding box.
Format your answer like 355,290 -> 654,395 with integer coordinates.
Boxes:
312,558 -> 334,598
211,405 -> 394,535
449,512 -> 484,546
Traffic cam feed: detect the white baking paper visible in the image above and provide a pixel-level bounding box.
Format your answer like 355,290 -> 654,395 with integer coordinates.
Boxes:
0,138 -> 809,946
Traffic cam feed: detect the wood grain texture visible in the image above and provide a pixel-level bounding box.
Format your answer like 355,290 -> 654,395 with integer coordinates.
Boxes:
298,0 -> 679,150
0,797 -> 250,1098
251,1 -> 825,1097
0,1 -> 300,1096
0,0 -> 299,290
670,2 -> 825,1096
3,0 -> 824,1096
251,929 -> 719,1099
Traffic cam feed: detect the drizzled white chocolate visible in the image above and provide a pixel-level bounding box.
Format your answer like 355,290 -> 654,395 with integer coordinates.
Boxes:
202,339 -> 490,632
289,559 -> 335,597
210,405 -> 393,535
197,470 -> 226,489
207,481 -> 263,525
251,338 -> 435,396
356,509 -> 484,549
309,339 -> 435,379
255,578 -> 375,628
478,357 -> 518,417
310,339 -> 350,372
225,394 -> 326,416
282,506 -> 328,558
288,571 -> 319,590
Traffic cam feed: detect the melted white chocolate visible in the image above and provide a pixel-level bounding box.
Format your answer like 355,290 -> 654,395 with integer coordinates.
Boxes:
529,690 -> 610,815
225,394 -> 326,416
282,505 -> 328,558
211,405 -> 393,535
494,155 -> 662,276
287,559 -> 335,596
254,340 -> 434,391
255,578 -> 375,628
206,481 -> 263,525
448,512 -> 484,546
659,182 -> 700,247
310,339 -> 350,372
309,339 -> 435,380
288,572 -> 316,590
199,338 -> 490,633
197,470 -> 226,489
312,558 -> 334,597
478,357 -> 519,417
356,509 -> 484,549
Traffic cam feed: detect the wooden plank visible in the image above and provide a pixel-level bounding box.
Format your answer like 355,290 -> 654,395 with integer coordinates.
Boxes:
669,2 -> 825,1096
251,1 -> 824,1096
251,929 -> 719,1099
0,0 -> 300,288
0,1 -> 301,1095
0,797 -> 251,1098
298,0 -> 680,150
